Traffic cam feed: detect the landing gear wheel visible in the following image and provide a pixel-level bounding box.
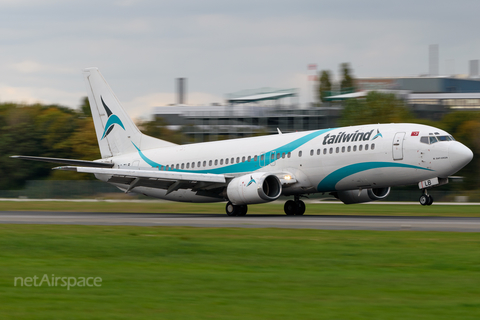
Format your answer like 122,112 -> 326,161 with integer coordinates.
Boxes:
295,200 -> 306,215
284,200 -> 297,215
426,195 -> 434,206
238,205 -> 248,216
226,202 -> 238,216
419,195 -> 429,206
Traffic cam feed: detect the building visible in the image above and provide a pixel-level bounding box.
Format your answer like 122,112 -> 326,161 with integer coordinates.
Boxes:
154,88 -> 341,142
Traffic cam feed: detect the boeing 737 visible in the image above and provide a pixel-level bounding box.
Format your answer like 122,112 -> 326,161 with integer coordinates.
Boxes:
12,68 -> 474,215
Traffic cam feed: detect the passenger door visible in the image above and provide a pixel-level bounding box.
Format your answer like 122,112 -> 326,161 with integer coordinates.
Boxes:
392,132 -> 405,160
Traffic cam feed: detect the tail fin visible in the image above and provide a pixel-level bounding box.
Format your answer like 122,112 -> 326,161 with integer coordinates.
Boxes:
83,67 -> 176,159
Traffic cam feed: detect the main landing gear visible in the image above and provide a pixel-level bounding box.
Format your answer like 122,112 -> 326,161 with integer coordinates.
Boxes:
225,201 -> 248,216
284,196 -> 306,215
419,190 -> 434,206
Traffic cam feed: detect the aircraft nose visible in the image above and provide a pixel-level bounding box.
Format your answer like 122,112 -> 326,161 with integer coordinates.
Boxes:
449,142 -> 473,171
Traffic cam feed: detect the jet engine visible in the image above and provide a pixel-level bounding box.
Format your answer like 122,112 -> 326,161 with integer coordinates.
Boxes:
334,187 -> 391,204
227,172 -> 282,205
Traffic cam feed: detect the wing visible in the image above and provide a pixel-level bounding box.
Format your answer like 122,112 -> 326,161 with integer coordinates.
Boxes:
55,166 -> 231,197
54,166 -> 298,197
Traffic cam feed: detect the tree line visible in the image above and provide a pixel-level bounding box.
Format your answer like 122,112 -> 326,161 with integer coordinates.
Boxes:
1,90 -> 478,191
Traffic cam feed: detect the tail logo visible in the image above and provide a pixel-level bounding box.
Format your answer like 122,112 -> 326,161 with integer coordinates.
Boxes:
101,96 -> 125,139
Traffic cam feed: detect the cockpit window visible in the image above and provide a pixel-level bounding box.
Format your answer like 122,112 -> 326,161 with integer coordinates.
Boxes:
420,135 -> 455,144
437,135 -> 451,141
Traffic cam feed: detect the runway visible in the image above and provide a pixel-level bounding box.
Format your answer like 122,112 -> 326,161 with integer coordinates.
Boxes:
1,211 -> 480,232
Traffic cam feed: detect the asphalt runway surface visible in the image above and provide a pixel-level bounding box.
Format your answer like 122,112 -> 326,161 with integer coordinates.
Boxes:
1,211 -> 480,232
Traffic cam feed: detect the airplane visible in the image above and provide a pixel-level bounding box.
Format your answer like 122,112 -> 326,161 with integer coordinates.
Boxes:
11,68 -> 474,216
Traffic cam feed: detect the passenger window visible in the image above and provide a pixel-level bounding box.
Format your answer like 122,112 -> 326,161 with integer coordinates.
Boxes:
181,163 -> 185,169
214,159 -> 218,165
282,152 -> 286,159
341,146 -> 345,153
336,147 -> 339,153
186,163 -> 189,169
197,161 -> 201,167
317,149 -> 321,155
277,153 -> 281,160
220,159 -> 223,165
329,148 -> 333,154
287,152 -> 291,158
310,149 -> 314,156
353,145 -> 357,152
365,144 -> 369,151
298,151 -> 303,157
192,162 -> 195,168
236,157 -> 240,163
323,148 -> 327,155
261,155 -> 264,161
371,144 -> 375,150
254,155 -> 258,161
203,161 -> 206,167
347,146 -> 351,152
166,165 -> 169,170
226,158 -> 229,165
247,156 -> 251,162
359,145 -> 363,151
231,158 -> 235,164
176,164 -> 179,169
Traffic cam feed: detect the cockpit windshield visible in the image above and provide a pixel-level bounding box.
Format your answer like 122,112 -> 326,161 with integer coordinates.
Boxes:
420,135 -> 455,145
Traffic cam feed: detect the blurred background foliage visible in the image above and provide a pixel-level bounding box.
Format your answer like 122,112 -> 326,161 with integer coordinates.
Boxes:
1,91 -> 478,191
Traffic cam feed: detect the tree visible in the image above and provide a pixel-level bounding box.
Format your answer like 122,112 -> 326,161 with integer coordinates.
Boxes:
340,62 -> 355,94
339,91 -> 414,127
137,117 -> 188,145
80,97 -> 91,117
318,70 -> 332,103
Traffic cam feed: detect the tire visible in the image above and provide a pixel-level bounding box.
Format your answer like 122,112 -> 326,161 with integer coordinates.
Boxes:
284,200 -> 297,215
237,205 -> 248,216
226,201 -> 238,216
296,200 -> 306,215
427,195 -> 434,206
419,195 -> 428,206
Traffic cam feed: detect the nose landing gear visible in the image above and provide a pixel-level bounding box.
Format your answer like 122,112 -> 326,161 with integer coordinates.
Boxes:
419,190 -> 433,206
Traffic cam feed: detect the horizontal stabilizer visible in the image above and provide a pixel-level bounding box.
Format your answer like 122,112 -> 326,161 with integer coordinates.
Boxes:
10,155 -> 114,168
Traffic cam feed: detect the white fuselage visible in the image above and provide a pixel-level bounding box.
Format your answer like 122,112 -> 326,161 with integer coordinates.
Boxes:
96,123 -> 472,202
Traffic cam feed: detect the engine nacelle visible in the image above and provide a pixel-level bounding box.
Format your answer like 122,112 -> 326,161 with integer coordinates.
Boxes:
227,172 -> 282,205
334,187 -> 391,204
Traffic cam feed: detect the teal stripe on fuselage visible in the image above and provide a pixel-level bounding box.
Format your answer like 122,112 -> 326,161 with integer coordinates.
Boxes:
316,162 -> 433,192
132,128 -> 334,174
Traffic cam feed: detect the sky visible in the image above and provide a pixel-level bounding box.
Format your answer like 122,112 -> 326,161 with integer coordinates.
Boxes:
0,0 -> 479,120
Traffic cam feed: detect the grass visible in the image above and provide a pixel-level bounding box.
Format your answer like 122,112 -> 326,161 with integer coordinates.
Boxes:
1,225 -> 480,319
1,200 -> 480,216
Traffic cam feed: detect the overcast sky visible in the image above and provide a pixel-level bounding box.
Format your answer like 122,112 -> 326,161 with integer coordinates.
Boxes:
1,0 -> 479,119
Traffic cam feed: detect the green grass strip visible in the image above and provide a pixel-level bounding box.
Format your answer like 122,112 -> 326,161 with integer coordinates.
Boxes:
1,225 -> 480,319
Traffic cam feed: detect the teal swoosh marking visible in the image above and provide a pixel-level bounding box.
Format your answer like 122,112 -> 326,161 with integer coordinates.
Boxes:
102,115 -> 125,139
317,162 -> 433,192
132,128 -> 334,173
372,133 -> 382,140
